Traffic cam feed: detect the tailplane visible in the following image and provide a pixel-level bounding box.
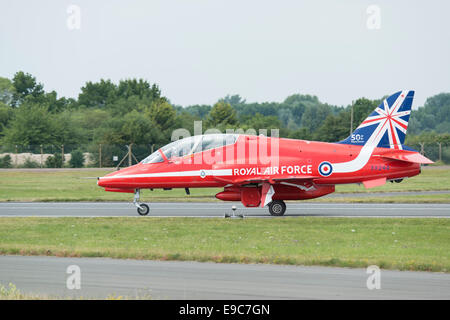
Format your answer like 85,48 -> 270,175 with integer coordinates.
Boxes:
379,150 -> 434,164
339,90 -> 414,150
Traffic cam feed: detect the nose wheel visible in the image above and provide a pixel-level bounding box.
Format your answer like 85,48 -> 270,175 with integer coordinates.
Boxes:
133,189 -> 150,216
137,204 -> 150,216
268,200 -> 286,216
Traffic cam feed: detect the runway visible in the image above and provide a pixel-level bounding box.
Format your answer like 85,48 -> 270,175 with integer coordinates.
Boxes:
0,255 -> 449,299
0,202 -> 449,218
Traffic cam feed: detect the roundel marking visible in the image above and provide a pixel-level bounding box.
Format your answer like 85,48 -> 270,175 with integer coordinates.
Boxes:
318,161 -> 333,177
200,170 -> 207,179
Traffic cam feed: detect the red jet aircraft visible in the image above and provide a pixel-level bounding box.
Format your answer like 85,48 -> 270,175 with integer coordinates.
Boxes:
98,90 -> 433,216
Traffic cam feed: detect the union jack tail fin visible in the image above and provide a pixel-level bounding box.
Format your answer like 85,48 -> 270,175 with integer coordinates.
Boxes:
339,90 -> 414,150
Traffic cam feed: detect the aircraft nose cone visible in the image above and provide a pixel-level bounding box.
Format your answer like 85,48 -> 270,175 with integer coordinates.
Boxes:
97,170 -> 120,187
97,177 -> 108,187
97,165 -> 140,188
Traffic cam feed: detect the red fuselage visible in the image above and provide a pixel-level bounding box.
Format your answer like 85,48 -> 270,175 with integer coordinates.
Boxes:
98,135 -> 421,206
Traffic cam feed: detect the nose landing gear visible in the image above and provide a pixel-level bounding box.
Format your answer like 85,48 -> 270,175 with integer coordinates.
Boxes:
134,189 -> 150,216
137,204 -> 150,216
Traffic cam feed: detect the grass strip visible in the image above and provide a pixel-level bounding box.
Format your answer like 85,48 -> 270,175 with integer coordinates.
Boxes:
0,283 -> 149,300
0,217 -> 449,272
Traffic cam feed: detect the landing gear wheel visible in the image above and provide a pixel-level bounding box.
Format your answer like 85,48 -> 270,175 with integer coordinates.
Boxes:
268,200 -> 286,216
137,204 -> 150,216
133,189 -> 149,216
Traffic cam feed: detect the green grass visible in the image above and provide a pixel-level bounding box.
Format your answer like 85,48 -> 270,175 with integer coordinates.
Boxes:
0,283 -> 150,300
0,167 -> 448,202
0,283 -> 54,300
0,217 -> 449,272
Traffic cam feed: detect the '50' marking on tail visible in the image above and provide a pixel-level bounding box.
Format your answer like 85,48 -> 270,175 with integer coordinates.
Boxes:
351,134 -> 364,143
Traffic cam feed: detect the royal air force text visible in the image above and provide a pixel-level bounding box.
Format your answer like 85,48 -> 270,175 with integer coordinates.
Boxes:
233,165 -> 312,176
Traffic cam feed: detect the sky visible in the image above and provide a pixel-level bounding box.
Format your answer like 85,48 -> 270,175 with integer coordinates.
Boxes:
0,0 -> 449,108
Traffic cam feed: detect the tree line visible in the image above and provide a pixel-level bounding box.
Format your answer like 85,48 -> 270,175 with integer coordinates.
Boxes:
0,71 -> 449,167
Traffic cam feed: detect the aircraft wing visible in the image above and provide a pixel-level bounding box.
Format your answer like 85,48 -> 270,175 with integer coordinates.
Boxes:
272,176 -> 320,182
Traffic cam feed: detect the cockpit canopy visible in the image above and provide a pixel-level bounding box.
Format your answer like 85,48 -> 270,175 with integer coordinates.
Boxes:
141,134 -> 239,164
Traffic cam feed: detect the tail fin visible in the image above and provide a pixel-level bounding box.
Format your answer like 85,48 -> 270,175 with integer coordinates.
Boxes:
339,90 -> 414,150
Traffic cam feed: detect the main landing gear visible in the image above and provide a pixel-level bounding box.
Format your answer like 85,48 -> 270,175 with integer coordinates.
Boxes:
268,200 -> 286,216
134,189 -> 149,216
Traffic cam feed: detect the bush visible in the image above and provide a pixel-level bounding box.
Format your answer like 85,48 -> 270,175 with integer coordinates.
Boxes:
442,147 -> 450,164
0,155 -> 12,168
69,149 -> 85,168
21,157 -> 40,168
45,153 -> 64,168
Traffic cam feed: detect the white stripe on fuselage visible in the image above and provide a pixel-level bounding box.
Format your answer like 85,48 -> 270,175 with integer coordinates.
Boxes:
99,169 -> 233,180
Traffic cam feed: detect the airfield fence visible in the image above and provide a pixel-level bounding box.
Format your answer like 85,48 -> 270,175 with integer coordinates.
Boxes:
0,142 -> 449,168
0,144 -> 158,168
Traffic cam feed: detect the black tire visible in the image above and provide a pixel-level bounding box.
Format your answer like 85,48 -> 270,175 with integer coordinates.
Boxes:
137,204 -> 150,216
268,200 -> 286,216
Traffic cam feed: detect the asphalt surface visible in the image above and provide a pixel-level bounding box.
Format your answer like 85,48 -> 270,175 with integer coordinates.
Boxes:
326,190 -> 449,197
0,255 -> 449,299
0,202 -> 449,218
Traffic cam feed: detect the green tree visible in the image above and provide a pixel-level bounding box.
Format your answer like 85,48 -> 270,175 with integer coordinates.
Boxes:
69,149 -> 85,168
207,101 -> 238,127
0,77 -> 15,105
11,71 -> 44,106
282,94 -> 317,127
1,103 -> 55,146
147,101 -> 177,131
0,103 -> 13,138
51,111 -> 88,147
314,112 -> 350,142
45,153 -> 64,168
221,94 -> 246,106
409,93 -> 450,134
288,128 -> 312,140
21,157 -> 40,168
183,104 -> 211,119
241,113 -> 282,132
71,108 -> 111,139
41,90 -> 73,113
351,98 -> 379,129
0,155 -> 12,168
300,103 -> 333,133
117,79 -> 161,100
78,79 -> 117,108
121,110 -> 162,144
